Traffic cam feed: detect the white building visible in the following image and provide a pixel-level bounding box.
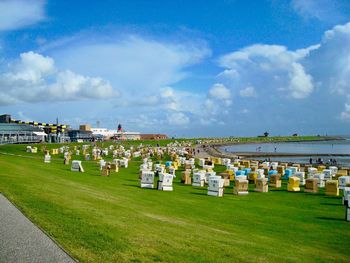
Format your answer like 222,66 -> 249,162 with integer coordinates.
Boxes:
91,128 -> 117,138
91,128 -> 140,140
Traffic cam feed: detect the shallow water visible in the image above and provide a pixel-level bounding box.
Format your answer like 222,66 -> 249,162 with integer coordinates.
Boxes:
246,156 -> 350,167
220,137 -> 350,166
222,140 -> 350,155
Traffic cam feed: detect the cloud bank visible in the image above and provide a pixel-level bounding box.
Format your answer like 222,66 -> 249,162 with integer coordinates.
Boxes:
44,35 -> 211,94
2,14 -> 350,135
0,51 -> 116,105
0,0 -> 46,31
217,21 -> 350,123
291,0 -> 348,23
218,44 -> 315,99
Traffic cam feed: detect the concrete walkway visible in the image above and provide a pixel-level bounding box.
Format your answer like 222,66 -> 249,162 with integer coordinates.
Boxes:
193,145 -> 212,159
0,194 -> 75,263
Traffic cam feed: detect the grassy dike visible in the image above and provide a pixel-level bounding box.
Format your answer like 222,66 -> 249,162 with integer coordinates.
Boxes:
0,141 -> 349,262
207,135 -> 343,146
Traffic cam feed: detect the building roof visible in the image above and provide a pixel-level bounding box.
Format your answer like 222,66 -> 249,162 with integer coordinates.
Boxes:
0,123 -> 44,132
68,130 -> 92,133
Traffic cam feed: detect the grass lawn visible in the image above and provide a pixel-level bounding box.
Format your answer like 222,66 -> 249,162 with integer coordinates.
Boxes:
0,143 -> 349,262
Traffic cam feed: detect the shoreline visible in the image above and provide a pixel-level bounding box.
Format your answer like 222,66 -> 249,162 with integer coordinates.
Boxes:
216,152 -> 350,157
207,136 -> 345,148
200,136 -> 349,162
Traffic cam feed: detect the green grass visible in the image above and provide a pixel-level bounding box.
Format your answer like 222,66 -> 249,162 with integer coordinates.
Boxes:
0,143 -> 349,262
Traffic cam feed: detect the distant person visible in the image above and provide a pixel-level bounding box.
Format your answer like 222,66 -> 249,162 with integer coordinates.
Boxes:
274,147 -> 277,153
309,158 -> 313,164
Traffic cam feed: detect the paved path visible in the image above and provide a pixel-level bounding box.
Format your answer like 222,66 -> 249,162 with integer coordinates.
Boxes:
0,194 -> 75,263
193,145 -> 212,159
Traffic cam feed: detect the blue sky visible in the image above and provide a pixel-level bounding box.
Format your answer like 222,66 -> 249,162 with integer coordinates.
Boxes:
0,0 -> 350,137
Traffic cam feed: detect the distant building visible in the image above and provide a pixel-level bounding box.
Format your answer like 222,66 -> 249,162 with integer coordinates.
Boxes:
91,128 -> 118,139
0,123 -> 46,144
113,131 -> 141,140
0,114 -> 71,143
140,134 -> 168,140
67,130 -> 94,142
0,114 -> 11,124
91,123 -> 141,140
0,114 -> 47,144
79,124 -> 91,131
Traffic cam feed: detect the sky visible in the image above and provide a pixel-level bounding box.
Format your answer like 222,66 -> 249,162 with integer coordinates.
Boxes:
0,0 -> 350,137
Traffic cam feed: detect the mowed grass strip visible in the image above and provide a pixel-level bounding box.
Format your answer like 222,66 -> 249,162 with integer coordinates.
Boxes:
0,144 -> 349,262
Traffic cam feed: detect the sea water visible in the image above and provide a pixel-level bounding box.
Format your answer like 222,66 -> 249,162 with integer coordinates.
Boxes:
221,137 -> 350,166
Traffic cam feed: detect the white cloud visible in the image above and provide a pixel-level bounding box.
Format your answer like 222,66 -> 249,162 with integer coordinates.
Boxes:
0,0 -> 46,31
198,115 -> 227,126
0,51 -> 116,105
209,83 -> 231,100
48,70 -> 115,100
340,96 -> 350,121
126,114 -> 165,128
167,112 -> 190,126
208,83 -> 232,106
191,83 -> 233,123
127,86 -> 202,114
31,33 -> 212,131
218,44 -> 314,99
218,121 -> 225,125
304,22 -> 350,120
217,21 -> 350,126
159,87 -> 180,111
160,86 -> 175,99
114,85 -> 206,128
287,62 -> 314,99
204,98 -> 215,111
239,86 -> 256,97
43,35 -> 211,95
291,0 -> 346,22
199,117 -> 220,126
306,22 -> 350,95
